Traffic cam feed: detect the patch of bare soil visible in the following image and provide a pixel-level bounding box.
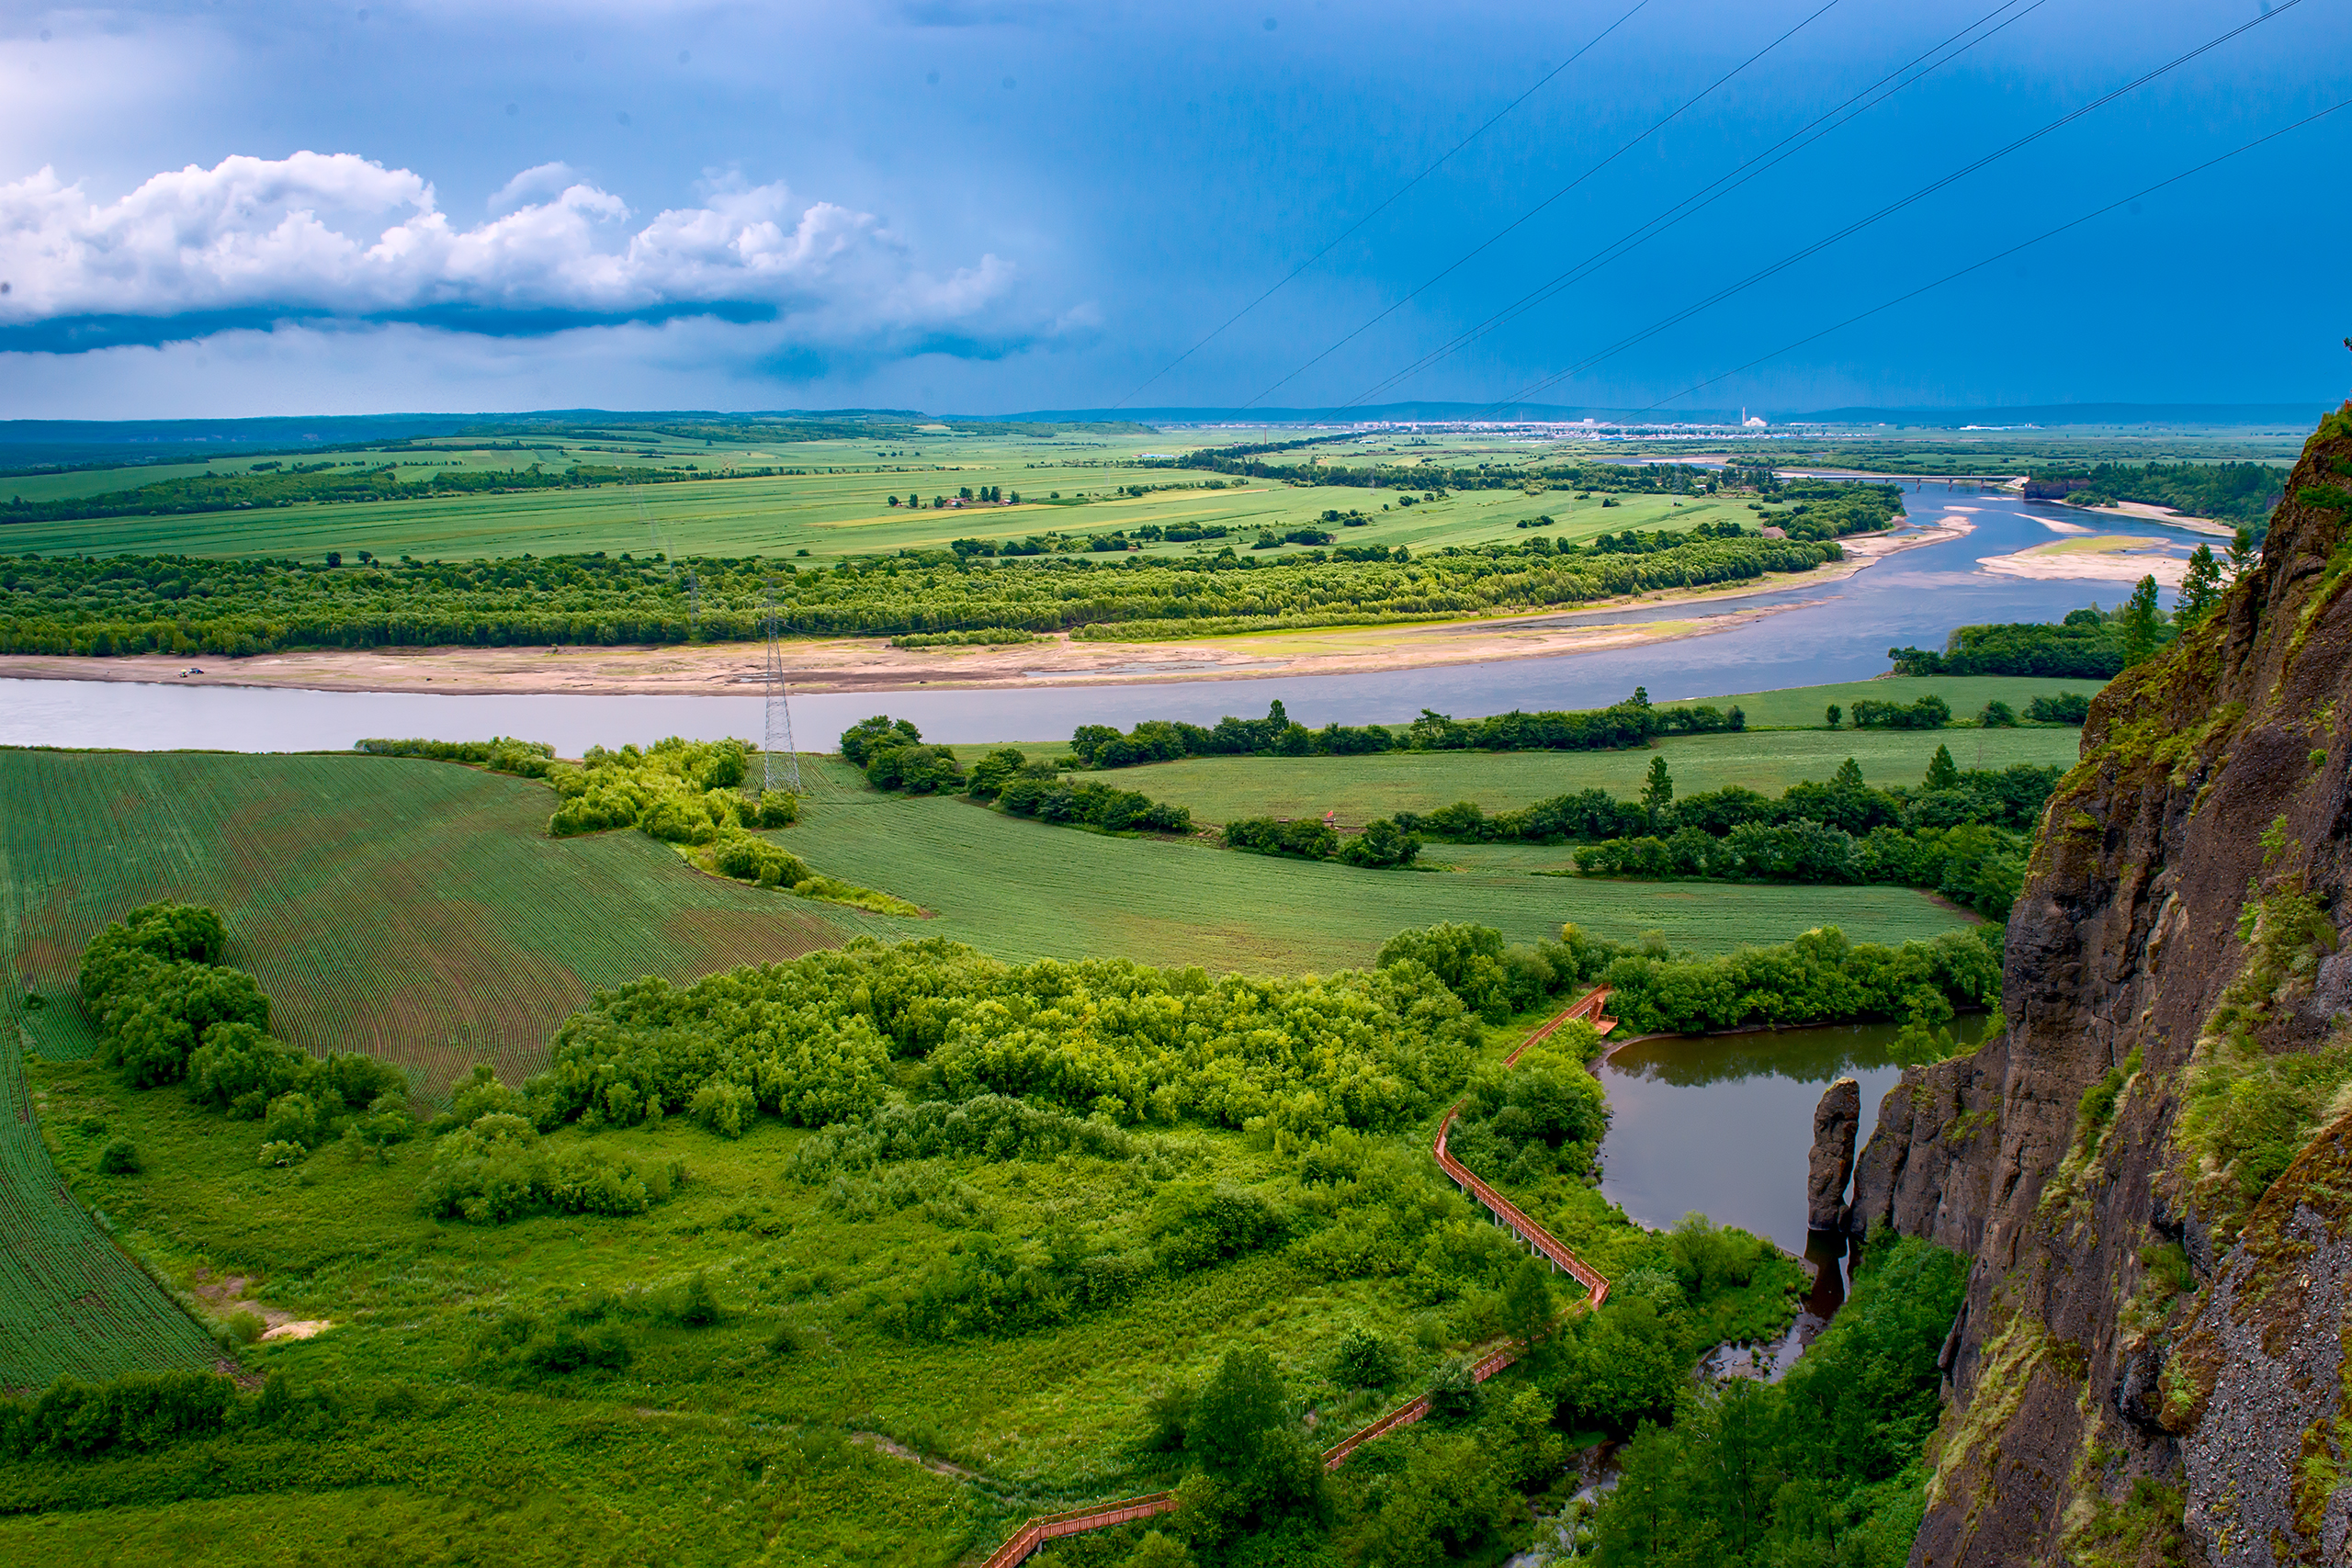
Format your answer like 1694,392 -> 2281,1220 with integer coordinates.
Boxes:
189,1268 -> 333,1342
851,1430 -> 981,1481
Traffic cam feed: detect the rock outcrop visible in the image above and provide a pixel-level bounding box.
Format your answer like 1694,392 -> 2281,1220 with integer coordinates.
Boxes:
1807,1077 -> 1861,1233
1846,405 -> 2352,1565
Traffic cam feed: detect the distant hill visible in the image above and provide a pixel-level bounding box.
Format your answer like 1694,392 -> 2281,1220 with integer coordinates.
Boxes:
972,400 -> 2331,428
0,400 -> 2324,472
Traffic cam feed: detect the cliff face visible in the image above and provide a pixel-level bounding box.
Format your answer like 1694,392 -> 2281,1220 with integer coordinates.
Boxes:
1849,405 -> 2352,1566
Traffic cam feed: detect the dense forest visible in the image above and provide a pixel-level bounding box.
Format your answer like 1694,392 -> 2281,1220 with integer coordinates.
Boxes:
0,528 -> 1845,656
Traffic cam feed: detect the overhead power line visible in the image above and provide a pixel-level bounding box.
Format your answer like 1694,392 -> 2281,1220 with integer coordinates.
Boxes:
1341,0 -> 2052,409
1638,97 -> 2352,415
1112,0 -> 1657,410
1241,0 -> 1852,409
1482,0 -> 2310,412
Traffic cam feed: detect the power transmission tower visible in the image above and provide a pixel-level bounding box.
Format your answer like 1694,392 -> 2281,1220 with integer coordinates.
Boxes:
762,591 -> 800,793
684,569 -> 699,640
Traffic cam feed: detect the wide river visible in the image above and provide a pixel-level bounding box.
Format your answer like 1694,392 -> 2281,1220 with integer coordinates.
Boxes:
0,481 -> 2203,752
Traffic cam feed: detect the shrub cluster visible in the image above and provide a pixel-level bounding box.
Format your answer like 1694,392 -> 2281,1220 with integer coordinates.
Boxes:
1579,1234 -> 1970,1562
2026,691 -> 2092,723
1443,1040 -> 1610,1190
1599,924 -> 2001,1037
848,719 -> 1195,833
417,1106 -> 684,1224
998,773 -> 1192,833
528,936 -> 1478,1143
1401,754 -> 2057,848
81,905 -> 411,1163
786,1092 -> 1144,1175
1226,816 -> 1420,868
888,627 -> 1040,648
544,736 -> 797,840
1576,820 -> 2027,920
1849,694 -> 1951,729
355,736 -> 556,777
0,1369 -> 340,1461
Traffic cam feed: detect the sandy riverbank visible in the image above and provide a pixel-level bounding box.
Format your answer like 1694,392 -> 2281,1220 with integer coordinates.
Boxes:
1977,535 -> 2192,587
2056,499 -> 2233,536
0,518 -> 1958,697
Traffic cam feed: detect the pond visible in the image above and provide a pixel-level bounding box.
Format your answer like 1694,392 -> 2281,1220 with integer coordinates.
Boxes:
0,482 -> 2204,752
1595,1012 -> 1994,1260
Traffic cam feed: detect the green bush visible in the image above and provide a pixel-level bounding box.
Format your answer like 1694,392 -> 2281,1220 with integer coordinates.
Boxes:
96,1138 -> 140,1175
416,1110 -> 683,1224
529,937 -> 1477,1144
840,715 -> 922,766
1330,1328 -> 1401,1389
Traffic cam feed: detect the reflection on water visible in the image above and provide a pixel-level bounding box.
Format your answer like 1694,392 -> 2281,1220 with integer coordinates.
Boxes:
1596,1014 -> 1990,1257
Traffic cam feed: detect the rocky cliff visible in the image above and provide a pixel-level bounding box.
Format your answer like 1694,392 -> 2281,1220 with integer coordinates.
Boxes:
1849,404 -> 2352,1566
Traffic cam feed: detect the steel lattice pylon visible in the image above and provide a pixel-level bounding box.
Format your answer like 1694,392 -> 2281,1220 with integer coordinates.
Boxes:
762,594 -> 800,793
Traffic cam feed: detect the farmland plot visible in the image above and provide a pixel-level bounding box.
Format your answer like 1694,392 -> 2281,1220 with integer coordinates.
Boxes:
0,750 -> 857,1093
0,832 -> 217,1385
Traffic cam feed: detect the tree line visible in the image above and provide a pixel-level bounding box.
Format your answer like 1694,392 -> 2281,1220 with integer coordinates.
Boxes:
0,527 -> 1843,657
1068,691 -> 1743,769
1436,749 -> 2052,920
1894,541 -> 2256,680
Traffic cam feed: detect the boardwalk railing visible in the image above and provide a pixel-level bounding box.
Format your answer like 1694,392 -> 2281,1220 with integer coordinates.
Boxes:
973,987 -> 1614,1568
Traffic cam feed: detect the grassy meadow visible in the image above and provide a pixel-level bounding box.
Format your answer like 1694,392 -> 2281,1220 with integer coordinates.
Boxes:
1090,705 -> 2088,831
782,756 -> 1976,968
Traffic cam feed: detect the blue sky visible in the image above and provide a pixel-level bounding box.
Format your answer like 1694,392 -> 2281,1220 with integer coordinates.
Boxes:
0,0 -> 2345,418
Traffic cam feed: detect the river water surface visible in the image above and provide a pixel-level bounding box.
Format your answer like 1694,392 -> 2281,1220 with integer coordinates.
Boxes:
0,482 -> 2203,751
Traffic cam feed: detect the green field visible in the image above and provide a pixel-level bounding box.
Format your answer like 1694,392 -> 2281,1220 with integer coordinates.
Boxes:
0,750 -> 855,1091
1673,674 -> 2106,730
783,757 -> 1975,968
1093,710 -> 2086,832
0,423 -> 1767,569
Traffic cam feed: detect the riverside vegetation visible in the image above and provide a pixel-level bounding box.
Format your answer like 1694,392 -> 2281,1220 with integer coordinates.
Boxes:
0,519 -> 1862,655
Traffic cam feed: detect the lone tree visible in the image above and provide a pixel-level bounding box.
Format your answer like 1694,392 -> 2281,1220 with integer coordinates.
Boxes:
1189,1348 -> 1288,1476
2121,573 -> 2165,666
1925,743 -> 1961,793
2177,545 -> 2224,625
1640,755 -> 1674,827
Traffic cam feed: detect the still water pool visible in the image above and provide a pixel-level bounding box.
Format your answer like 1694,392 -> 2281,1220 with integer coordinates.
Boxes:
1596,1012 -> 1993,1258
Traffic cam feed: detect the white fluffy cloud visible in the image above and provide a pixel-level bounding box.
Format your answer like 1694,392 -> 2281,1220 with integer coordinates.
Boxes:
0,152 -> 1019,346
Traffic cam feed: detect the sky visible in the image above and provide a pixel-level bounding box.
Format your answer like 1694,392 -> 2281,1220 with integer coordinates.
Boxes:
0,0 -> 2346,420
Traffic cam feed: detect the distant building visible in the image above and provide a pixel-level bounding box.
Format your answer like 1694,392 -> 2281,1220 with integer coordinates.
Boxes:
1760,525 -> 1787,539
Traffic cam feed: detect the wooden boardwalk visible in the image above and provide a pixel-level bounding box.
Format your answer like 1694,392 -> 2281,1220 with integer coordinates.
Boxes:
976,988 -> 1616,1568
